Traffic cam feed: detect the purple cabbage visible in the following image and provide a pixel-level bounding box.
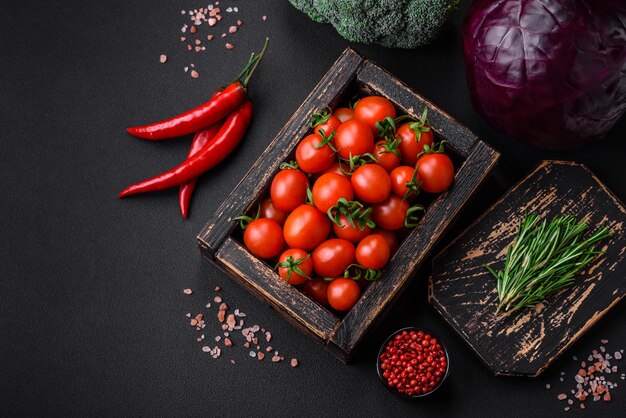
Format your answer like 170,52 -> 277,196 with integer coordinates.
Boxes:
463,0 -> 626,149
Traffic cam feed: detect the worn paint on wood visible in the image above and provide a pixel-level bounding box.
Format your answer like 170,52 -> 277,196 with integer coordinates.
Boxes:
429,161 -> 626,376
198,47 -> 499,362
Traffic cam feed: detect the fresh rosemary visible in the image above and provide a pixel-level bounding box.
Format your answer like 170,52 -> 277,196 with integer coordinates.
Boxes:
485,214 -> 612,314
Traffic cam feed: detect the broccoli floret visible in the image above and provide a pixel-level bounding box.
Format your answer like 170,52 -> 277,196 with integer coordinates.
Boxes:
289,0 -> 459,48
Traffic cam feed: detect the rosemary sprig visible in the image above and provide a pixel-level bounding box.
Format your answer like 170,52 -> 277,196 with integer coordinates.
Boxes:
484,214 -> 612,314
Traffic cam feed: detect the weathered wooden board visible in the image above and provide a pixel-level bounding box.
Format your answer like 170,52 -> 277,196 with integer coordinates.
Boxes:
429,161 -> 626,376
198,47 -> 499,362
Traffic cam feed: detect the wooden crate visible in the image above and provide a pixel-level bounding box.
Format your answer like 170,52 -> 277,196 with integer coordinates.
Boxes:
197,48 -> 500,362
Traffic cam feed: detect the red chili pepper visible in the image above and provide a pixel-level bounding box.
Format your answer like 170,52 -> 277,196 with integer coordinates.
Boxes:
126,38 -> 268,140
178,124 -> 221,218
119,100 -> 253,198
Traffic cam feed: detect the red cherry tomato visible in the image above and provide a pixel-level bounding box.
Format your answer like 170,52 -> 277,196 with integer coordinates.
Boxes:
259,198 -> 288,226
311,238 -> 356,278
356,234 -> 390,270
327,278 -> 361,311
371,195 -> 409,231
353,96 -> 396,136
277,248 -> 312,285
417,153 -> 454,193
314,114 -> 341,137
304,278 -> 329,306
270,168 -> 309,212
332,214 -> 371,243
397,123 -> 434,166
243,218 -> 284,259
333,107 -> 353,123
333,119 -> 374,159
312,173 -> 354,213
374,141 -> 401,173
283,204 -> 331,251
389,166 -> 418,200
372,228 -> 399,255
321,161 -> 350,179
296,133 -> 335,174
351,164 -> 391,204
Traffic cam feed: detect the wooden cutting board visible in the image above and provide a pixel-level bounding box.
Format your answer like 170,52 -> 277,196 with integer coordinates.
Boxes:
428,161 -> 626,377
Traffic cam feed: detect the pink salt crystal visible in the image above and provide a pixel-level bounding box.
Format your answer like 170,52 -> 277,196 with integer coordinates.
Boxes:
225,43 -> 234,49
615,352 -> 622,360
214,296 -> 222,303
272,355 -> 281,362
181,37 -> 186,41
207,35 -> 214,40
208,17 -> 217,26
224,338 -> 232,347
214,286 -> 221,291
290,358 -> 299,367
217,310 -> 225,322
230,359 -> 236,365
221,33 -> 227,38
557,394 -> 567,401
195,39 -> 201,45
257,352 -> 265,360
229,26 -> 237,34
219,303 -> 228,311
262,15 -> 267,21
183,288 -> 192,295
159,54 -> 167,63
237,19 -> 243,26
226,314 -> 236,329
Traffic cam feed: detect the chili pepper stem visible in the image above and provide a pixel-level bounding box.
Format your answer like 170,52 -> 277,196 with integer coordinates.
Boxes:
240,38 -> 269,89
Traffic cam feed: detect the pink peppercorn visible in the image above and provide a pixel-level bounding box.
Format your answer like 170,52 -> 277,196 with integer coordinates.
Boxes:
378,328 -> 448,397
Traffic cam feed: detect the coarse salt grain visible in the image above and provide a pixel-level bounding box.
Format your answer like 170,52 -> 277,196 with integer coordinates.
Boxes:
262,15 -> 267,21
291,359 -> 298,367
229,26 -> 237,34
183,288 -> 192,295
214,286 -> 221,291
159,54 -> 167,63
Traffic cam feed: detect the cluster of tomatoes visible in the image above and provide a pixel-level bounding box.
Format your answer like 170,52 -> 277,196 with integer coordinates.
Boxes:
236,96 -> 455,312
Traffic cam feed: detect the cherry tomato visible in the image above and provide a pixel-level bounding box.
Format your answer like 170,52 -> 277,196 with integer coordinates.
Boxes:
327,278 -> 360,311
283,204 -> 331,251
243,218 -> 284,259
270,168 -> 309,212
371,195 -> 409,231
312,238 -> 356,278
259,198 -> 288,226
321,161 -> 350,179
390,166 -> 419,200
333,107 -> 353,123
356,234 -> 390,270
312,173 -> 354,213
397,123 -> 434,166
417,153 -> 454,193
353,96 -> 396,136
351,164 -> 391,204
304,278 -> 329,306
277,248 -> 312,285
314,114 -> 341,137
332,214 -> 371,243
296,133 -> 335,174
374,140 -> 401,173
372,228 -> 399,255
333,119 -> 374,159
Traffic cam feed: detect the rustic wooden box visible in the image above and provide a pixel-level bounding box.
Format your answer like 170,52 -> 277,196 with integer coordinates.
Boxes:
197,48 -> 500,362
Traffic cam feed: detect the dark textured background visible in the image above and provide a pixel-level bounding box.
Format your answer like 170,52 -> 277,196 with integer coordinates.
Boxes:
1,1 -> 625,416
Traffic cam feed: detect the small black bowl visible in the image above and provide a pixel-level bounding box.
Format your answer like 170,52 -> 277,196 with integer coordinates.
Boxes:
376,326 -> 450,400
